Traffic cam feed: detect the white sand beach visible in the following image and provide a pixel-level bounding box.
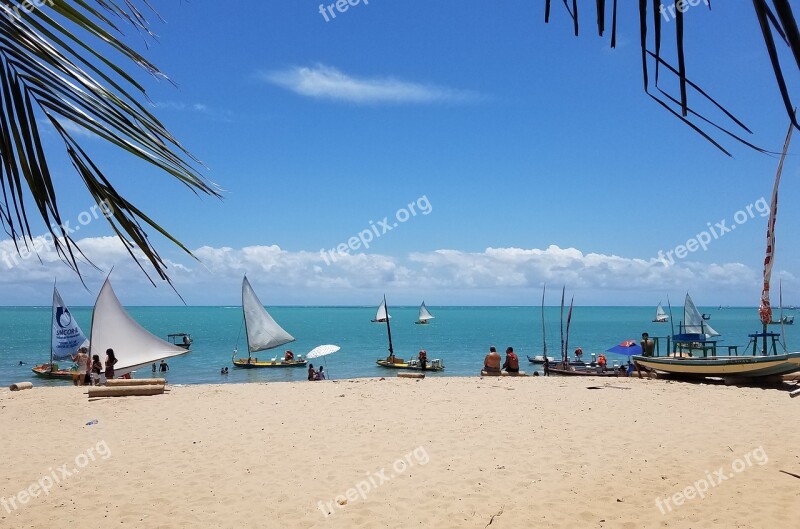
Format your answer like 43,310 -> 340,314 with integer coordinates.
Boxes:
1,377 -> 798,528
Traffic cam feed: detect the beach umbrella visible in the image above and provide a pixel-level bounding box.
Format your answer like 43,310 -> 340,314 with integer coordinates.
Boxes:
306,344 -> 340,379
606,340 -> 643,356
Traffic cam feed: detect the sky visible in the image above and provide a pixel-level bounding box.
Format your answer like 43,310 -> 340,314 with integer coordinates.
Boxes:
1,0 -> 800,306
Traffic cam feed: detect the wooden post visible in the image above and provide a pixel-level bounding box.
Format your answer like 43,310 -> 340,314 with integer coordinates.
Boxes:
88,386 -> 165,398
790,388 -> 800,398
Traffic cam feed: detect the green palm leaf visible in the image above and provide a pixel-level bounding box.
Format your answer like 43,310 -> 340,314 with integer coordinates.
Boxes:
0,0 -> 220,286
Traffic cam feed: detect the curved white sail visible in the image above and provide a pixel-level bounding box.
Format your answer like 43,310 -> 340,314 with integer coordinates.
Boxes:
654,303 -> 669,322
242,276 -> 295,353
52,286 -> 89,360
683,294 -> 719,337
418,301 -> 434,322
373,299 -> 391,322
90,278 -> 188,374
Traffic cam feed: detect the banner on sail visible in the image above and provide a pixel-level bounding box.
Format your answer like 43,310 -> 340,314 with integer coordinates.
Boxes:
52,288 -> 88,360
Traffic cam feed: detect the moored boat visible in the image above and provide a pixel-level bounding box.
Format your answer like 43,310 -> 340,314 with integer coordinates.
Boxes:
653,302 -> 669,323
633,122 -> 800,380
232,276 -> 307,368
32,285 -> 89,380
370,299 -> 391,323
375,295 -> 444,371
415,301 -> 434,324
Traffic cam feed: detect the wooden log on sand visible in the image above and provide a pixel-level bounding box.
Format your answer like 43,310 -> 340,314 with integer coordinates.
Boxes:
105,378 -> 165,387
398,372 -> 425,379
790,388 -> 800,398
88,385 -> 165,398
9,382 -> 33,391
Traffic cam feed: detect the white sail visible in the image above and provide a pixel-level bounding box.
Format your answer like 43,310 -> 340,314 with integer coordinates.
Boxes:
90,278 -> 188,374
242,276 -> 295,353
418,301 -> 435,322
683,293 -> 719,337
654,303 -> 669,322
373,299 -> 391,322
51,286 -> 89,360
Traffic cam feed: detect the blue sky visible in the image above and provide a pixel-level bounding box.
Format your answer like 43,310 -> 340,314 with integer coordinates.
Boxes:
1,1 -> 799,306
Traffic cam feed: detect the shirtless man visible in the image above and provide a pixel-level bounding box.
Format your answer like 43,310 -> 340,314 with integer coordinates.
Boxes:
484,346 -> 501,373
502,346 -> 519,373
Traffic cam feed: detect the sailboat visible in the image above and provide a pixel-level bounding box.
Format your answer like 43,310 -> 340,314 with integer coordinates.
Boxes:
633,121 -> 800,378
652,302 -> 669,323
370,298 -> 391,323
767,282 -> 794,325
527,285 -> 556,364
31,285 -> 90,379
415,301 -> 435,325
375,295 -> 444,371
231,276 -> 306,368
88,278 -> 190,377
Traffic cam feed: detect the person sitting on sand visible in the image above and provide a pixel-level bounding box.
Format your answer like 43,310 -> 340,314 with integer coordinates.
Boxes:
641,333 -> 655,357
315,366 -> 326,380
502,346 -> 519,373
597,353 -> 607,371
308,363 -> 316,381
484,346 -> 501,373
284,350 -> 294,362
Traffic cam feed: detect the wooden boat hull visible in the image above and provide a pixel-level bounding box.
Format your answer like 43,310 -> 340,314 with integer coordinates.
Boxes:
526,355 -> 585,367
548,366 -> 627,377
31,364 -> 74,379
376,359 -> 444,372
632,352 -> 800,378
414,321 -> 429,325
232,358 -> 307,369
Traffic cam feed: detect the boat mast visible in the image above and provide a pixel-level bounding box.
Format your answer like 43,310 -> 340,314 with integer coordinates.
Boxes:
541,284 -> 547,357
242,276 -> 252,362
564,295 -> 574,362
759,117 -> 793,355
559,286 -> 565,364
383,295 -> 394,356
50,282 -> 56,371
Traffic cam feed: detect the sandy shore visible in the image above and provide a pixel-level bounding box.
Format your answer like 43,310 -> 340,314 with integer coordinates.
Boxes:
1,376 -> 798,528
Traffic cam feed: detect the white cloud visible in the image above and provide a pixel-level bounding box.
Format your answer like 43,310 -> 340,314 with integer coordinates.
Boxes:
0,237 -> 767,305
260,64 -> 479,104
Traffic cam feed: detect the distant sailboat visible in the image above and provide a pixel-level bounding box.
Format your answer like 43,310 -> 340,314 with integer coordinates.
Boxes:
32,285 -> 90,378
232,276 -> 306,368
653,302 -> 669,323
371,299 -> 391,323
376,295 -> 444,371
681,294 -> 719,338
89,278 -> 190,377
415,301 -> 435,325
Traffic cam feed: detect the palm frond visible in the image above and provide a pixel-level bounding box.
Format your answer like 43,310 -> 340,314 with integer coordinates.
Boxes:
0,0 -> 221,286
546,0 -> 800,154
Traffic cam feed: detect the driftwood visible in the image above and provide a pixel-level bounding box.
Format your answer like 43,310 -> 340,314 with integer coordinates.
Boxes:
9,382 -> 33,391
480,371 -> 528,377
88,385 -> 165,398
790,388 -> 800,399
397,372 -> 425,379
105,378 -> 165,387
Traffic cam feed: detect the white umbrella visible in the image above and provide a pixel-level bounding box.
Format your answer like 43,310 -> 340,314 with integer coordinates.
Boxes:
306,344 -> 340,379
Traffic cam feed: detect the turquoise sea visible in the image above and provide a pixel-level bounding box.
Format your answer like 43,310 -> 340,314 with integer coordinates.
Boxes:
1,305 -> 794,388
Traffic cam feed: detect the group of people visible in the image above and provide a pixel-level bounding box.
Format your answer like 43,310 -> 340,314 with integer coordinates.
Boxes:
307,363 -> 326,380
483,346 -> 519,374
151,360 -> 169,373
71,347 -> 117,386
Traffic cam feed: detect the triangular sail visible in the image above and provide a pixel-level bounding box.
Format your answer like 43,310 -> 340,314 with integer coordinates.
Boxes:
374,299 -> 391,321
683,294 -> 719,337
242,276 -> 295,353
90,278 -> 188,374
51,286 -> 88,361
655,303 -> 669,322
418,301 -> 434,322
